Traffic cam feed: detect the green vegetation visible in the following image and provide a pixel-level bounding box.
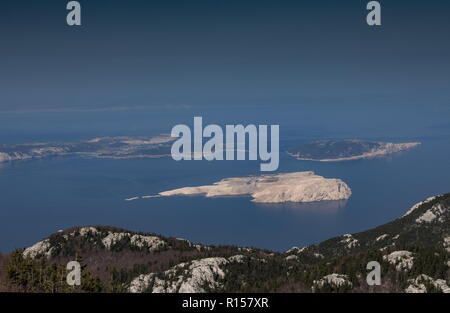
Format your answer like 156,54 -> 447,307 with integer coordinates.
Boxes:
4,250 -> 103,293
1,193 -> 449,293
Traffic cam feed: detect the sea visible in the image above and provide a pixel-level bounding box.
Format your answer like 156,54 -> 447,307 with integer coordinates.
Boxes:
1,104 -> 449,252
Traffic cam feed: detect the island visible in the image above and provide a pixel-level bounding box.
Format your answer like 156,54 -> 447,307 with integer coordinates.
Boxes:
287,139 -> 420,162
0,135 -> 175,163
134,171 -> 351,203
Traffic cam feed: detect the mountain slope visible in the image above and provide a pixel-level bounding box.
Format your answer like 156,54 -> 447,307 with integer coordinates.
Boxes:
1,193 -> 449,293
291,193 -> 450,260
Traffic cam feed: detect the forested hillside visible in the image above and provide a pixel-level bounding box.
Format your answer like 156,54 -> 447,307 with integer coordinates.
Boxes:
1,193 -> 449,293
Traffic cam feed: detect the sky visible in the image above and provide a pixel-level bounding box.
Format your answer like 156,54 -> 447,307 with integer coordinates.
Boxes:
0,0 -> 449,113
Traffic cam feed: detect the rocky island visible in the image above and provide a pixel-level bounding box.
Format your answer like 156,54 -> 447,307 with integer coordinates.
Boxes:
0,135 -> 174,163
135,171 -> 352,203
287,139 -> 420,162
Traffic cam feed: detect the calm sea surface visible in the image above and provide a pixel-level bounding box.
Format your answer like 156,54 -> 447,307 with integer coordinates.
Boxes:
1,106 -> 449,252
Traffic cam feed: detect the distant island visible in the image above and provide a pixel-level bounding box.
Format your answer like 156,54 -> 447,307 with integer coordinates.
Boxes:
0,135 -> 174,163
128,171 -> 352,203
287,139 -> 420,162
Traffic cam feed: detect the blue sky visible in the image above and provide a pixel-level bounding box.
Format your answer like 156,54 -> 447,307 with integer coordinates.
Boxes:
0,0 -> 449,112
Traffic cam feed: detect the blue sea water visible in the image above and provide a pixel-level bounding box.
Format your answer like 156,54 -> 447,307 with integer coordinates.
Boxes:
0,106 -> 450,252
